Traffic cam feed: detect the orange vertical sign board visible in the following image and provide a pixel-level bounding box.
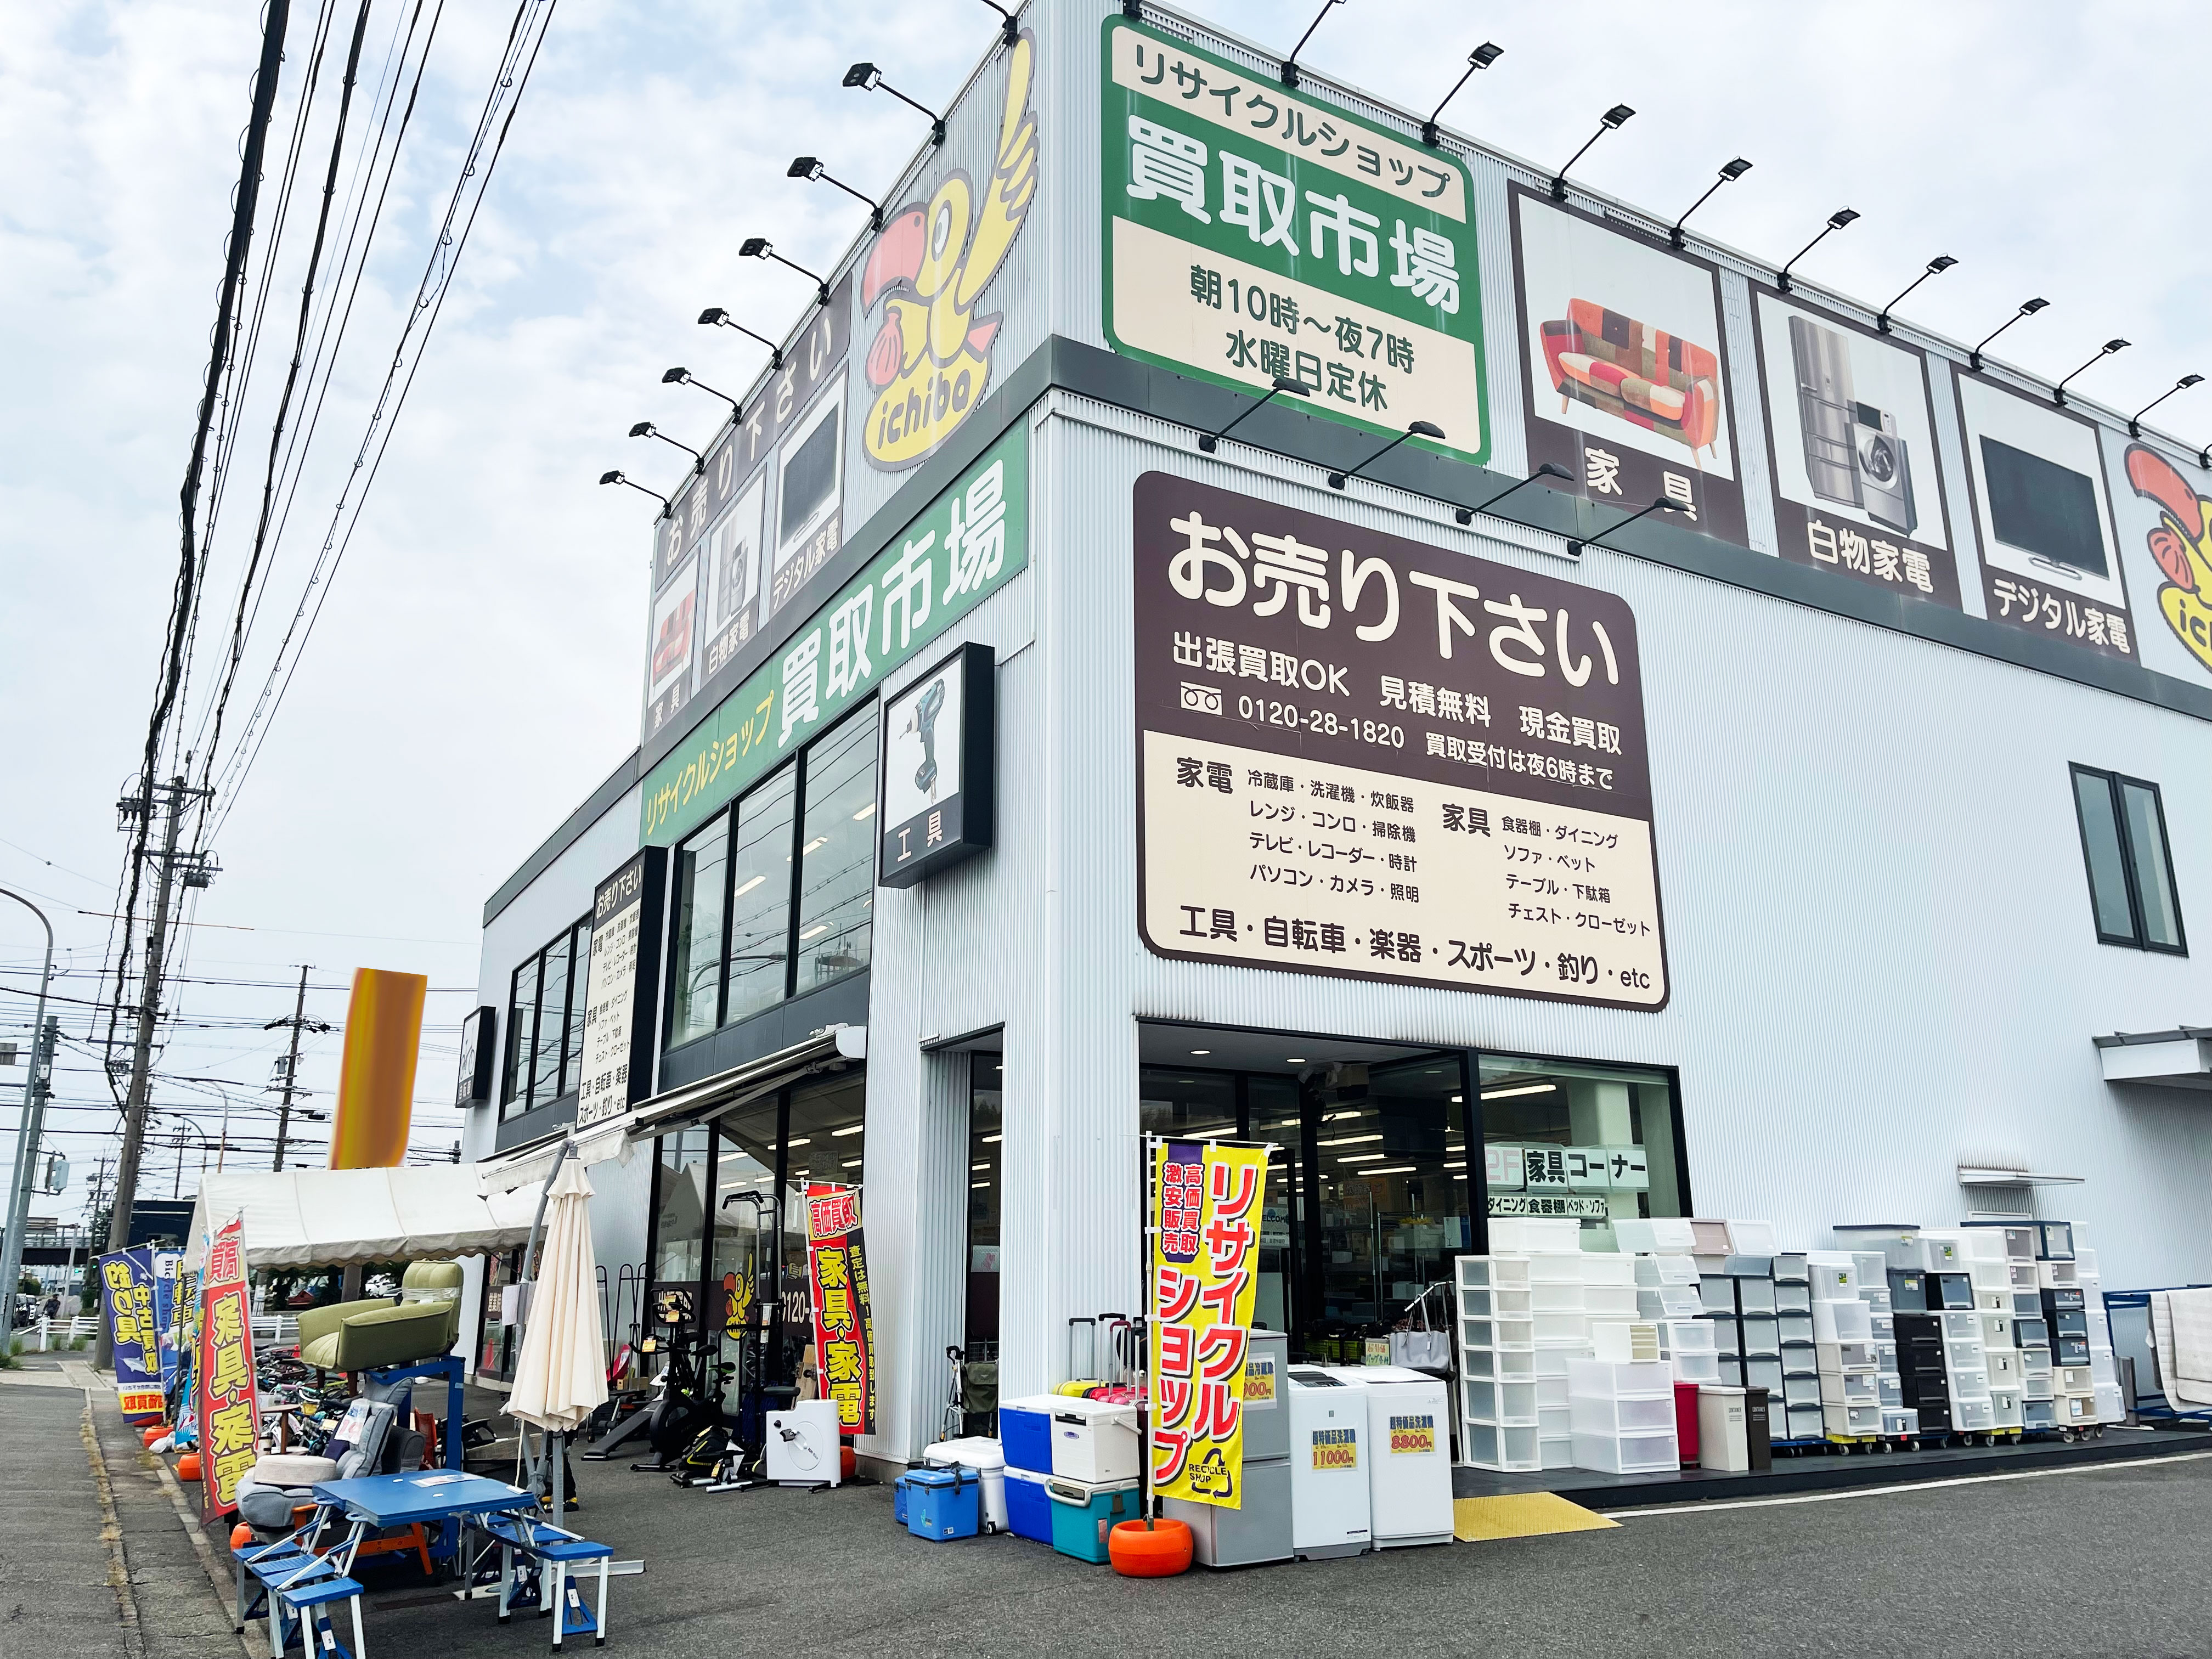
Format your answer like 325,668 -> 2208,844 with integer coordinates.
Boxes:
329,968 -> 426,1169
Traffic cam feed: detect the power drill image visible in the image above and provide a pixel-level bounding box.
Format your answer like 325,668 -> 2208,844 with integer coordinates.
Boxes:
906,676 -> 947,798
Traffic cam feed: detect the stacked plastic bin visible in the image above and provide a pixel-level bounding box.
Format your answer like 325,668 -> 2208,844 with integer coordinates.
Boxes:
1807,1256 -> 1882,1440
2079,1237 -> 2125,1425
2036,1222 -> 2100,1432
1775,1252 -> 1822,1442
1703,1226 -> 1785,1423
1455,1216 -> 1595,1472
1568,1357 -> 1678,1474
1846,1252 -> 1912,1437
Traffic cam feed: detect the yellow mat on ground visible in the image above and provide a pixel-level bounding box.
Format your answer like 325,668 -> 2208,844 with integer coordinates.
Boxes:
1453,1492 -> 1620,1542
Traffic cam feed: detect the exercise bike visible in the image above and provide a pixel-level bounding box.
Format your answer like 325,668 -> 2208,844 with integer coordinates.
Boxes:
628,1325 -> 729,1474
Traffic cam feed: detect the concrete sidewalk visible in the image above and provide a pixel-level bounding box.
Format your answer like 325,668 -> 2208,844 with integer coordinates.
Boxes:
0,1357 -> 248,1659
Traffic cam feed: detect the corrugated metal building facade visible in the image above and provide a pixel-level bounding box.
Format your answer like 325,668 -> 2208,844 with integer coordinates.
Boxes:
462,0 -> 2212,1465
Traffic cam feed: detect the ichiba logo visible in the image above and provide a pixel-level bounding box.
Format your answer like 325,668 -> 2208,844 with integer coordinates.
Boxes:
859,31 -> 1039,470
2125,444 -> 2212,674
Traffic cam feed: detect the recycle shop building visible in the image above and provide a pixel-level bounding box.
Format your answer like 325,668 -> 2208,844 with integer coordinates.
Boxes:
457,0 -> 2212,1469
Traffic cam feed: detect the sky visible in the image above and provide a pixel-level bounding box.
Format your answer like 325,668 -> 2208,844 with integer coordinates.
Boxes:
3,0 -> 2208,1245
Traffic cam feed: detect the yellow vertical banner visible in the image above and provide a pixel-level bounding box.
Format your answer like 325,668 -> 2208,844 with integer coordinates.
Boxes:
1148,1139 -> 1266,1508
329,968 -> 426,1169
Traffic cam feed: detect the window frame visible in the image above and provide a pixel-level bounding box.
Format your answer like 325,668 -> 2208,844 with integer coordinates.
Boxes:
501,911 -> 593,1119
2069,764 -> 2187,956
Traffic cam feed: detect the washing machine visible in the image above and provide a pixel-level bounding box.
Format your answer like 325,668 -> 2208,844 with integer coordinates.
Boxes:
1286,1368 -> 1369,1559
1321,1365 -> 1453,1547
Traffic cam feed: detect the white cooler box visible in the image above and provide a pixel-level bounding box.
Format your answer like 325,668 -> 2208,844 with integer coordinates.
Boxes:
923,1437 -> 1008,1533
1048,1398 -> 1140,1485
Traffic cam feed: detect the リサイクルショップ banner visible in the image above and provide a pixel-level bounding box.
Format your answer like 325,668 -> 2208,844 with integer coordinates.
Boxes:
1134,472 -> 1668,1011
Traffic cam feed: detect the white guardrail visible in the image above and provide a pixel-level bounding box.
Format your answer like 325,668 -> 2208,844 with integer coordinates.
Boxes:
21,1313 -> 298,1351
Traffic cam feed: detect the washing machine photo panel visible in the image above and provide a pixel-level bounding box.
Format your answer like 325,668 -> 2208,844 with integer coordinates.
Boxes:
1955,370 -> 2136,661
1509,186 -> 1746,546
699,469 -> 765,684
1752,290 -> 1960,608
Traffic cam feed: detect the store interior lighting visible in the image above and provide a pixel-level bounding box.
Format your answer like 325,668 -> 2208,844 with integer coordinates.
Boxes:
1420,42 -> 1503,149
1969,296 -> 2048,370
1480,1081 -> 1556,1099
843,61 -> 946,146
596,469 -> 672,518
1455,460 -> 1570,525
1328,418 -> 1446,489
696,306 -> 783,370
1876,254 -> 1957,335
739,237 -> 832,307
1550,103 -> 1634,201
2129,374 -> 2203,438
1567,495 -> 1684,556
661,365 -> 740,413
788,155 -> 885,230
1776,207 -> 1859,294
628,420 -> 703,473
1668,156 -> 1751,249
2055,338 -> 2130,406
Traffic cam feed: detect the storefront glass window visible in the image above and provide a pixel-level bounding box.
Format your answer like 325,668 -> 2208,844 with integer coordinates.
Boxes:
714,1105 -> 779,1410
796,705 -> 878,990
967,1055 -> 1003,1351
1309,1057 -> 1468,1336
1475,1053 -> 1684,1245
779,1074 -> 867,1377
668,815 -> 729,1048
1249,1076 -> 1300,1333
652,1128 -> 711,1293
725,768 -> 796,1025
1138,1069 -> 1239,1141
532,930 -> 571,1110
502,955 -> 538,1111
560,921 -> 590,1097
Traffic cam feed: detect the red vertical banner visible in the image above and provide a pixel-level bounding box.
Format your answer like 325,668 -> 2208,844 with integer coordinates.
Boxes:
805,1184 -> 876,1436
194,1218 -> 261,1519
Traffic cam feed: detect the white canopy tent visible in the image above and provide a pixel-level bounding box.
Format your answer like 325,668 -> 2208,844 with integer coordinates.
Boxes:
181,1165 -> 542,1272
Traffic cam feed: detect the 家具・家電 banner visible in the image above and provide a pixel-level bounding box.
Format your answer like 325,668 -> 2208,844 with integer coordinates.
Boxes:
194,1218 -> 261,1520
805,1184 -> 876,1436
1134,471 -> 1669,1011
1102,17 -> 1487,467
1150,1141 -> 1267,1508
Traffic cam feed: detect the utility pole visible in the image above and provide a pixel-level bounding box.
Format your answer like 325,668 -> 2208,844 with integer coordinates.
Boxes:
266,966 -> 328,1171
99,775 -> 213,1373
0,1017 -> 58,1316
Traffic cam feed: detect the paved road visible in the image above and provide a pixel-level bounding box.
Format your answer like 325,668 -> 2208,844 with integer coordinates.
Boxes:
6,1365 -> 2209,1658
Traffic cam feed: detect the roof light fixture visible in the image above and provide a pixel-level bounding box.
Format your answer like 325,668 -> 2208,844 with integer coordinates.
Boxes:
788,155 -> 884,230
1876,254 -> 1956,334
598,470 -> 672,518
2055,338 -> 2129,407
1550,104 -> 1634,202
628,420 -> 703,473
739,237 -> 832,307
1567,495 -> 1684,557
1421,43 -> 1503,149
1453,460 -> 1571,526
1197,375 -> 1313,453
696,307 -> 783,371
979,0 -> 1021,46
1776,207 -> 1859,294
1668,157 -> 1751,250
1328,419 -> 1446,489
661,365 -> 740,413
2128,374 -> 2202,437
1279,0 -> 1343,89
843,61 -> 946,146
1969,296 -> 2047,371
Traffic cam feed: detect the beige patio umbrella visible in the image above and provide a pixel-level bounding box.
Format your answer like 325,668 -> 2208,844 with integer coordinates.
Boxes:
506,1154 -> 607,1434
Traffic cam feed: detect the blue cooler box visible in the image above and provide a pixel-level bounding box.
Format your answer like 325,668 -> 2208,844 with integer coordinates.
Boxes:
907,1466 -> 981,1541
893,1471 -> 916,1528
1047,1476 -> 1139,1564
1005,1466 -> 1053,1543
999,1398 -> 1057,1475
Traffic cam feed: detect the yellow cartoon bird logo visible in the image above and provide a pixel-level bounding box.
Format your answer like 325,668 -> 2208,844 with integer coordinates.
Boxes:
2125,443 -> 2212,672
860,29 -> 1037,470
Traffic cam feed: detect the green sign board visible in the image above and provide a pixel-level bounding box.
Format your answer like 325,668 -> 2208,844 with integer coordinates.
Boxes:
1101,16 -> 1489,467
641,422 -> 1029,846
